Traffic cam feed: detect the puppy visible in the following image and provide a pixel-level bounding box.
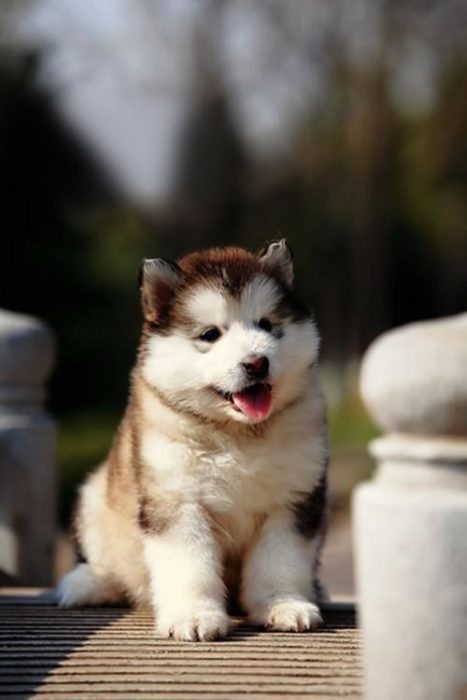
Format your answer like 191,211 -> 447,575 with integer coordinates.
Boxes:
57,239 -> 329,641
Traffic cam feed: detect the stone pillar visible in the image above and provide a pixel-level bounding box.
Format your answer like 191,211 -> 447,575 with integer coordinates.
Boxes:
353,312 -> 467,700
0,309 -> 56,586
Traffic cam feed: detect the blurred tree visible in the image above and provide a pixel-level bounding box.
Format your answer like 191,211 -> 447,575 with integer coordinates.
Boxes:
1,0 -> 466,525
0,51 -> 152,413
1,0 -> 466,402
162,84 -> 248,255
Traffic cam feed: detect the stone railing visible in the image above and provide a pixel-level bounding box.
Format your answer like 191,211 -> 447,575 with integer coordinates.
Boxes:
0,309 -> 56,586
354,313 -> 467,700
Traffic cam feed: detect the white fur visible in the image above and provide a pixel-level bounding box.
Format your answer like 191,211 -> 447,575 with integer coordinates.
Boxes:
58,268 -> 327,640
142,277 -> 320,424
185,276 -> 279,329
260,599 -> 322,632
57,563 -> 123,607
241,508 -> 322,629
140,374 -> 325,517
144,504 -> 229,641
135,386 -> 326,637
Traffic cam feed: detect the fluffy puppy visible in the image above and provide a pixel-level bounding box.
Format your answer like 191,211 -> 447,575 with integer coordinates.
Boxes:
57,239 -> 329,641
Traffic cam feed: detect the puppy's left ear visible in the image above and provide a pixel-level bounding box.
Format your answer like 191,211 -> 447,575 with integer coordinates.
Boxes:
139,258 -> 182,324
258,238 -> 293,287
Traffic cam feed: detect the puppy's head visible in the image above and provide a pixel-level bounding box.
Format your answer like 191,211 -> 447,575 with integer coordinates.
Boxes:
138,240 -> 319,425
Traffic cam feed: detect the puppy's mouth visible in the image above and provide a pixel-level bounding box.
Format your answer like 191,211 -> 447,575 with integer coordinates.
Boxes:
213,382 -> 273,421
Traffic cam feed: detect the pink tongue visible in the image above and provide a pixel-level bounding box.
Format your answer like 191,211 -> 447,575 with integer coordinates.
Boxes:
232,384 -> 272,420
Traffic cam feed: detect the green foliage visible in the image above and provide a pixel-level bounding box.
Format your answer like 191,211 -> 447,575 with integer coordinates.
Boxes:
329,394 -> 379,451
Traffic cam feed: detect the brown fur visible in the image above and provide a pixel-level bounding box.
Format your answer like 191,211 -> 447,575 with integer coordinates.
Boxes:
292,471 -> 328,539
139,246 -> 310,337
69,241 -> 328,621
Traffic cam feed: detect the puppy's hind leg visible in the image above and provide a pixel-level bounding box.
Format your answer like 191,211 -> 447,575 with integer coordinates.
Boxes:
56,563 -> 124,608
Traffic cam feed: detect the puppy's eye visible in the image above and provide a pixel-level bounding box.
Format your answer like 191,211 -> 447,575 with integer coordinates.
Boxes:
199,327 -> 221,343
258,318 -> 273,333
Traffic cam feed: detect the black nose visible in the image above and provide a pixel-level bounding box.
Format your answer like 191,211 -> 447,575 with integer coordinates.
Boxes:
242,355 -> 269,381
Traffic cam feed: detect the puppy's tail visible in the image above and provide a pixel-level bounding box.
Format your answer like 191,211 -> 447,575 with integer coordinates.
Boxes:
56,563 -> 124,607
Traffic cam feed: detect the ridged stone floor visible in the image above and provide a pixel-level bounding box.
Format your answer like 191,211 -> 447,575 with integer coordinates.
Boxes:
0,590 -> 362,699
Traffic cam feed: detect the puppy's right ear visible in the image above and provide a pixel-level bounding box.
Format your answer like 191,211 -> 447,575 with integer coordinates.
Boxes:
258,238 -> 294,287
139,258 -> 182,324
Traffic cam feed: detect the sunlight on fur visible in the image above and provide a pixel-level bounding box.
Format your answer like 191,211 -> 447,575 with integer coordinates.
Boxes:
57,240 -> 329,641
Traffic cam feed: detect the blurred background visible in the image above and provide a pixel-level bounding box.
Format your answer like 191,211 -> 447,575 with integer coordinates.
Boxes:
2,0 -> 466,593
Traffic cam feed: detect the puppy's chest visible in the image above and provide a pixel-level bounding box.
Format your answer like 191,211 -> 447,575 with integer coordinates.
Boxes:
140,423 -> 324,554
149,430 -> 320,514
193,437 -> 321,551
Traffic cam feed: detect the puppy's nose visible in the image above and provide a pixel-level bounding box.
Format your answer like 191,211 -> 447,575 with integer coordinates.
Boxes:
242,355 -> 269,381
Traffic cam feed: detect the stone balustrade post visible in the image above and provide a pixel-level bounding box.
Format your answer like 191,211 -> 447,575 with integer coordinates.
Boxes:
353,313 -> 467,700
0,309 -> 56,586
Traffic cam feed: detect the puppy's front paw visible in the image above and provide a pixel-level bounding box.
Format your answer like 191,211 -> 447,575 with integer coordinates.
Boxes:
255,599 -> 322,632
157,605 -> 229,642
